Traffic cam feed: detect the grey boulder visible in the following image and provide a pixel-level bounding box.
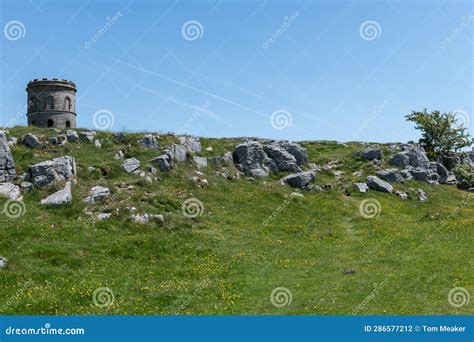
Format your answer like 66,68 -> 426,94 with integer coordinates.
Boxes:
178,136 -> 201,153
22,133 -> 42,148
263,144 -> 301,172
360,147 -> 382,161
280,171 -> 315,188
0,183 -> 22,200
150,154 -> 173,172
41,181 -> 72,206
366,176 -> 393,193
84,186 -> 110,203
138,134 -> 159,149
122,158 -> 141,173
0,131 -> 16,182
27,156 -> 76,188
353,182 -> 369,193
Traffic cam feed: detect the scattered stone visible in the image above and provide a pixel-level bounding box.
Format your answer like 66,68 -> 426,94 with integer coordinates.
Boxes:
66,130 -> 79,143
27,156 -> 76,188
0,183 -> 22,200
113,132 -> 128,143
40,181 -> 72,206
150,154 -> 173,172
457,180 -> 472,191
132,213 -> 149,224
138,134 -> 159,148
280,171 -> 315,189
79,131 -> 96,143
366,176 -> 393,193
353,182 -> 369,193
291,192 -> 304,198
388,153 -> 410,168
94,139 -> 102,148
114,150 -> 125,160
373,159 -> 381,167
122,158 -> 141,173
209,152 -> 233,166
0,256 -> 8,268
20,181 -> 33,192
233,141 -> 274,178
342,268 -> 356,275
417,188 -> 428,202
333,170 -> 344,178
0,131 -> 16,182
377,169 -> 405,183
395,191 -> 408,200
352,171 -> 363,177
149,214 -> 164,224
360,146 -> 382,160
193,156 -> 208,168
8,137 -> 17,146
97,213 -> 112,220
22,133 -> 42,148
205,146 -> 213,152
147,166 -> 157,174
167,144 -> 188,162
178,136 -> 201,153
84,186 -> 110,203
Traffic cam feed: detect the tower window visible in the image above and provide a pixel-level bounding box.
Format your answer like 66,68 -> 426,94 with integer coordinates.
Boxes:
65,97 -> 71,111
44,95 -> 54,110
47,119 -> 54,127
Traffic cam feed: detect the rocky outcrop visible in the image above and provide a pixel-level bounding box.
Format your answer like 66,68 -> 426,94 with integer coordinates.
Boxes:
0,132 -> 16,182
150,153 -> 173,172
280,171 -> 315,189
138,134 -> 159,149
178,136 -> 201,153
27,156 -> 76,188
209,152 -> 233,166
366,176 -> 393,193
193,156 -> 208,168
360,146 -> 382,161
40,181 -> 72,206
263,144 -> 301,172
233,141 -> 308,178
66,130 -> 79,143
79,131 -> 96,143
166,144 -> 187,162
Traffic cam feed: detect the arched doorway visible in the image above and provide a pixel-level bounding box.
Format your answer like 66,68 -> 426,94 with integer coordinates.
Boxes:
65,121 -> 71,128
47,119 -> 54,128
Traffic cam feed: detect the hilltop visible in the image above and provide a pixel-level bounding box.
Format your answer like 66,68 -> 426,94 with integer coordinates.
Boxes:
0,126 -> 472,315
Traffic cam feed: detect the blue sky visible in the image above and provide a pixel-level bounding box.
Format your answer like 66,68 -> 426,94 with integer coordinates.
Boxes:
0,0 -> 472,143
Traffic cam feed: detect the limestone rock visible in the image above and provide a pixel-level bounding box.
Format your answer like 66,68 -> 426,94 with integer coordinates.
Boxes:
366,176 -> 393,193
0,132 -> 16,182
150,154 -> 173,172
263,144 -> 301,172
122,158 -> 141,173
457,179 -> 472,191
233,141 -> 275,178
138,134 -> 159,149
66,130 -> 79,143
209,152 -> 233,166
360,147 -> 382,161
178,136 -> 201,153
0,256 -> 8,268
353,182 -> 369,193
79,131 -> 96,143
193,156 -> 208,168
395,191 -> 408,200
20,181 -> 33,191
97,213 -> 112,220
84,186 -> 110,203
280,171 -> 315,188
94,139 -> 102,149
41,181 -> 72,206
0,183 -> 22,200
22,133 -> 42,148
166,144 -> 187,162
376,169 -> 405,183
114,150 -> 125,160
27,156 -> 76,188
417,188 -> 428,202
272,141 -> 308,165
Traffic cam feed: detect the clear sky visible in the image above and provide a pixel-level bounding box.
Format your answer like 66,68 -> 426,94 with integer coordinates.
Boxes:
0,0 -> 472,143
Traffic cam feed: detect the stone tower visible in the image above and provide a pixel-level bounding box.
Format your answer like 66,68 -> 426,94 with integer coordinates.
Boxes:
26,78 -> 77,128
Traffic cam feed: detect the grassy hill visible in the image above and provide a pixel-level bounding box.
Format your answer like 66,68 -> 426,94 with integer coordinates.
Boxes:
0,126 -> 472,315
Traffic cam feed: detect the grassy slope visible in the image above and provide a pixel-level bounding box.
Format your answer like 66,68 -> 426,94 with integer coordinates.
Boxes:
0,126 -> 472,315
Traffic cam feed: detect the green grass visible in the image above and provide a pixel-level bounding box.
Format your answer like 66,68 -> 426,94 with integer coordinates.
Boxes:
0,126 -> 472,315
